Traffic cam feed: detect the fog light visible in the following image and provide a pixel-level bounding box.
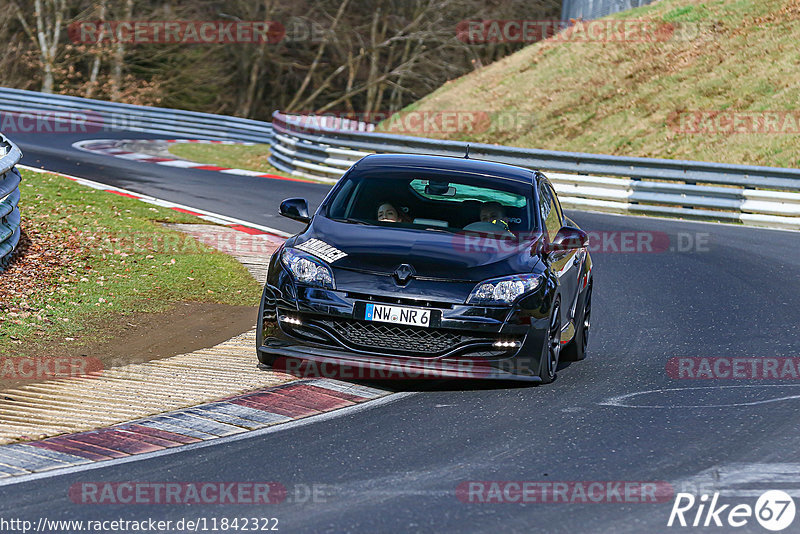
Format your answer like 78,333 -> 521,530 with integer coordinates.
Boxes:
279,316 -> 302,325
493,341 -> 521,349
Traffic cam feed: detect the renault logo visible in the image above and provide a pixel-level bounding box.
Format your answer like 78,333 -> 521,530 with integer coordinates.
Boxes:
393,264 -> 415,285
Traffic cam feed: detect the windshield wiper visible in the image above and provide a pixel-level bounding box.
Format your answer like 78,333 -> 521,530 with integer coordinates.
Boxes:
421,226 -> 458,233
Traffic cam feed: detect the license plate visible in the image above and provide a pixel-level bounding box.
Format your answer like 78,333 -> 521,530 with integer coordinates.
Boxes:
364,303 -> 431,327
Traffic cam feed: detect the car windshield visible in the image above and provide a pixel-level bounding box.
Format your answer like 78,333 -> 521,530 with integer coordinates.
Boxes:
324,169 -> 535,234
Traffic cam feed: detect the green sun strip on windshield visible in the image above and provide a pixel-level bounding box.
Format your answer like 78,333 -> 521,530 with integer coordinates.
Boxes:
410,179 -> 527,208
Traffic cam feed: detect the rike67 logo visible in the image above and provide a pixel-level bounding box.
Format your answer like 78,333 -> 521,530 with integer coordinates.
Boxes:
668,490 -> 796,531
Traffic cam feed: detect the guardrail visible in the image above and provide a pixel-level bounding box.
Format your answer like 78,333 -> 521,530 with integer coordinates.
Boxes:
0,87 -> 272,144
270,111 -> 800,231
0,134 -> 22,270
561,0 -> 655,20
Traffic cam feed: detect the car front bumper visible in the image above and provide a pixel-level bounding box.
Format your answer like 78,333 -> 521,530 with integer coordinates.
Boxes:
256,281 -> 554,381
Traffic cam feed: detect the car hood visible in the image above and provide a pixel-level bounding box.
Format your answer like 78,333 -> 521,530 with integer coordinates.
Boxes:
295,217 -> 541,282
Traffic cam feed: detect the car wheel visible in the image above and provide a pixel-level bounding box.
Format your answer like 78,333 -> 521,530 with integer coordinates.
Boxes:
563,281 -> 592,361
539,299 -> 561,384
256,286 -> 278,367
257,350 -> 277,367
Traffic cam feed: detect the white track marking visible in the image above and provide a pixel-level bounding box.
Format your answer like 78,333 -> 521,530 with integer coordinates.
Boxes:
153,159 -> 203,168
674,463 -> 800,497
220,168 -> 274,176
600,384 -> 800,409
71,138 -> 300,179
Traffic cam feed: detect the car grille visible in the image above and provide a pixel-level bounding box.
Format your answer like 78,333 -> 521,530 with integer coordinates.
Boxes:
344,292 -> 454,310
318,319 -> 464,355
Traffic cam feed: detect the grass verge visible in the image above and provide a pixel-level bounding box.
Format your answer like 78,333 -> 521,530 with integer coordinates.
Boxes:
0,169 -> 262,356
403,0 -> 800,168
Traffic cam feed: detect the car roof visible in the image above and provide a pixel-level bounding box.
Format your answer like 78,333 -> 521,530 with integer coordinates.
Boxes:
353,153 -> 536,185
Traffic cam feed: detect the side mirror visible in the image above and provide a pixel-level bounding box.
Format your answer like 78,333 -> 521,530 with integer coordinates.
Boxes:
279,198 -> 311,223
548,226 -> 588,253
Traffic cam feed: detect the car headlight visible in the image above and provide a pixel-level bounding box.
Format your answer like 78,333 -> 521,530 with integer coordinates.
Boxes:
281,248 -> 335,289
467,274 -> 543,305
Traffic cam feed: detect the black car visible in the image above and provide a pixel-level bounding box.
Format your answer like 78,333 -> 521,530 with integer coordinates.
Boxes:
257,154 -> 593,383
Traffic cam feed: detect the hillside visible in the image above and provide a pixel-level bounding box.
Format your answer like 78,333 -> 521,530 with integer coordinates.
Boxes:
404,0 -> 800,168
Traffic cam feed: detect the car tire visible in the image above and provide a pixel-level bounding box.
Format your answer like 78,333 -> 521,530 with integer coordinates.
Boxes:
256,285 -> 279,368
257,350 -> 277,367
539,298 -> 561,385
562,281 -> 592,362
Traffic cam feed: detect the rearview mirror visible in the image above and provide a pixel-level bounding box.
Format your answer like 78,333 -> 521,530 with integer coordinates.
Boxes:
548,226 -> 588,253
279,198 -> 311,223
425,180 -> 455,196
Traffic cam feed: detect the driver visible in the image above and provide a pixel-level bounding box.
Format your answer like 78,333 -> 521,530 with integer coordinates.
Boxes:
479,201 -> 511,232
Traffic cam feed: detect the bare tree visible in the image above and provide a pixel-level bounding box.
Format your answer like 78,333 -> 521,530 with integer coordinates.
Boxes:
110,0 -> 133,101
12,0 -> 68,93
0,0 -> 561,118
284,0 -> 350,112
84,0 -> 106,98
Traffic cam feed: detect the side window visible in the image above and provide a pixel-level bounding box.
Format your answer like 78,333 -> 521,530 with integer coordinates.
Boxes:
539,183 -> 561,242
327,177 -> 357,219
547,183 -> 564,224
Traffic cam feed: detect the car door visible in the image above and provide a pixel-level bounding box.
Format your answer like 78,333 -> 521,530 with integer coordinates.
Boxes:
539,180 -> 579,324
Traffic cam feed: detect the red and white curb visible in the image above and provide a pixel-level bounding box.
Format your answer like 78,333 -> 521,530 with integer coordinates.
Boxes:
72,138 -> 312,183
0,379 -> 391,481
18,164 -> 292,239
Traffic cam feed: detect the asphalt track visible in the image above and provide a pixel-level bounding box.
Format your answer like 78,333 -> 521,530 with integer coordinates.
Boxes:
4,130 -> 800,533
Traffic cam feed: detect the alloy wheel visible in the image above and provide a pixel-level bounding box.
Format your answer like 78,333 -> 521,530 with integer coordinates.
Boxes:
547,303 -> 561,380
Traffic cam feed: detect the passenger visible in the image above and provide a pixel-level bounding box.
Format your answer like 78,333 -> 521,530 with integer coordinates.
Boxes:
376,201 -> 408,223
